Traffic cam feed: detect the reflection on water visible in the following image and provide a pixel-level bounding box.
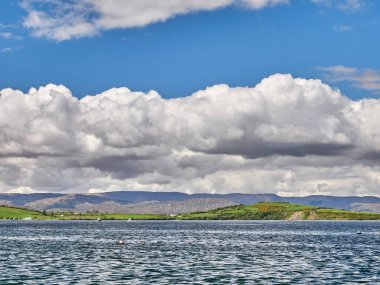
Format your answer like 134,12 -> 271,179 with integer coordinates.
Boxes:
1,221 -> 379,284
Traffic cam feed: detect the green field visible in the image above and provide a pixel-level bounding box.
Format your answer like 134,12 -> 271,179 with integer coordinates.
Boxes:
0,206 -> 48,220
55,213 -> 169,220
1,202 -> 380,220
177,202 -> 380,220
0,206 -> 169,220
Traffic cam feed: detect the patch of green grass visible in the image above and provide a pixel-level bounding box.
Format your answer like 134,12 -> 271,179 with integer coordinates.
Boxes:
314,209 -> 380,220
177,202 -> 380,220
56,213 -> 170,220
252,202 -> 318,212
0,206 -> 170,220
0,206 -> 47,220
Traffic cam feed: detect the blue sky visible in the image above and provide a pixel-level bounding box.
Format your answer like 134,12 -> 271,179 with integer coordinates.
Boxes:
1,0 -> 379,99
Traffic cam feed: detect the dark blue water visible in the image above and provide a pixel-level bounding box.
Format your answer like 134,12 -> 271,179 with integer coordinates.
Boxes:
0,221 -> 379,284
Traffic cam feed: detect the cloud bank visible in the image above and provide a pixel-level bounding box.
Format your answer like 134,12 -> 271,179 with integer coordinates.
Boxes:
20,0 -> 288,40
1,74 -> 380,196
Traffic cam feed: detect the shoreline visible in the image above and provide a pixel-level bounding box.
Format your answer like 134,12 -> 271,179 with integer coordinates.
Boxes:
2,202 -> 380,221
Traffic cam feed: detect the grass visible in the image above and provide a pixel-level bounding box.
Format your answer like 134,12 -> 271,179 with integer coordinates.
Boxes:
1,202 -> 380,221
0,206 -> 48,220
55,212 -> 170,220
314,208 -> 380,220
0,206 -> 170,220
178,202 -> 380,220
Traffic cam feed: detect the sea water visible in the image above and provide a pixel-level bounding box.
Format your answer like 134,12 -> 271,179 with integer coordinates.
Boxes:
0,221 -> 379,284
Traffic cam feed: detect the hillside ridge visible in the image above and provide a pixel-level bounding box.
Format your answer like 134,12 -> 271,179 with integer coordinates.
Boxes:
1,191 -> 380,214
1,202 -> 380,221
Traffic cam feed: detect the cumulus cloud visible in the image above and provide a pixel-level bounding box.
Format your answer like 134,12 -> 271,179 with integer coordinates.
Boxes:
1,74 -> 380,196
20,0 -> 288,41
321,65 -> 380,94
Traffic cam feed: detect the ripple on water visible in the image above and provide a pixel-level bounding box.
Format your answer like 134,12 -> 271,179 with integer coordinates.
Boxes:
0,220 -> 379,284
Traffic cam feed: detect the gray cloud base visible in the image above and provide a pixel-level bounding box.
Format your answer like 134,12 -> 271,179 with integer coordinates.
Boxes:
0,74 -> 379,196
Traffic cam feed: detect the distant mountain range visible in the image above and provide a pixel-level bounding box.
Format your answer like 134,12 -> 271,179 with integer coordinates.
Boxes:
0,191 -> 379,214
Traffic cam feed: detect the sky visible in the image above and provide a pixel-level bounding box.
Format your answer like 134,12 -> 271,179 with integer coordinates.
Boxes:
0,0 -> 380,196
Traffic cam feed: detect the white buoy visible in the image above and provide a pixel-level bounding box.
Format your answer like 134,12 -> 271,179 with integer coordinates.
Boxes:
118,240 -> 125,245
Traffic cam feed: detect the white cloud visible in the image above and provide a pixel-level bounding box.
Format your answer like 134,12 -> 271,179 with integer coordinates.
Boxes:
1,74 -> 380,196
0,23 -> 12,29
0,32 -> 22,40
0,32 -> 13,39
333,25 -> 353,32
312,0 -> 366,11
320,65 -> 380,93
236,0 -> 289,9
21,0 -> 370,41
21,0 -> 288,41
0,47 -> 13,53
337,0 -> 365,11
321,65 -> 357,75
7,186 -> 35,194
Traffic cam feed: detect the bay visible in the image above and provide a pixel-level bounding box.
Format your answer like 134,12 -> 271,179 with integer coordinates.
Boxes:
1,221 -> 379,284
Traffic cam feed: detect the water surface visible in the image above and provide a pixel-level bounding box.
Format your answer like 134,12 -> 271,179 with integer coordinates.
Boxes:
1,221 -> 379,284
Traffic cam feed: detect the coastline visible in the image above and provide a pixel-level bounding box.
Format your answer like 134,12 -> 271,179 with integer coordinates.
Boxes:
2,202 -> 380,221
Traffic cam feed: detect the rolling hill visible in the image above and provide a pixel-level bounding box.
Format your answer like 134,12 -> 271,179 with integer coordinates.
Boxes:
0,191 -> 380,214
1,202 -> 380,220
178,202 -> 380,220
